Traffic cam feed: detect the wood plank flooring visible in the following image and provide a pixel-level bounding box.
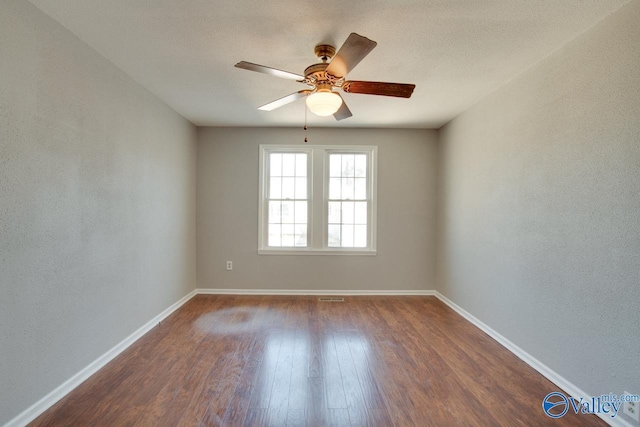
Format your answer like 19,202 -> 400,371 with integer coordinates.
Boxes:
30,295 -> 606,426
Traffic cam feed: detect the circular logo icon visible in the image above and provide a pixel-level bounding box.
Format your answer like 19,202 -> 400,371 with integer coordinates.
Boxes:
543,392 -> 569,418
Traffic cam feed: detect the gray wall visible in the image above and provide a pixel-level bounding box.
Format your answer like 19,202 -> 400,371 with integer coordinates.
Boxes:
437,0 -> 640,401
197,127 -> 437,291
3,0 -> 638,423
0,1 -> 197,424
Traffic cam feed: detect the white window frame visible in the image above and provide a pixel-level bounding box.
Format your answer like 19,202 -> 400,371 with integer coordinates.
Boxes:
258,146 -> 313,252
258,145 -> 377,255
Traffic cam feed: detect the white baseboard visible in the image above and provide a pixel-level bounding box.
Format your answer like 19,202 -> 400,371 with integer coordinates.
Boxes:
4,289 -> 197,427
196,288 -> 435,296
433,291 -> 632,427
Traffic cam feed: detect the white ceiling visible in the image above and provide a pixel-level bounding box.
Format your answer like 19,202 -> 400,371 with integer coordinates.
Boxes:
28,0 -> 628,129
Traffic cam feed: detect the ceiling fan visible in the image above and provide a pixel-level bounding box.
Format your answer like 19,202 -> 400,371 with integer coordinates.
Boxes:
235,33 -> 416,120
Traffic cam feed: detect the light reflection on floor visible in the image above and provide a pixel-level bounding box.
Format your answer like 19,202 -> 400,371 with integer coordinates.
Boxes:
194,306 -> 286,334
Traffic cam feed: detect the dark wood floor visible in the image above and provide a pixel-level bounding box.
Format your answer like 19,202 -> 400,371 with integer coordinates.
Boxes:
31,295 -> 605,426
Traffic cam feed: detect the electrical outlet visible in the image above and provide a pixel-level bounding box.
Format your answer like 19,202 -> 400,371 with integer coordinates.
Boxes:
623,391 -> 640,422
226,261 -> 233,271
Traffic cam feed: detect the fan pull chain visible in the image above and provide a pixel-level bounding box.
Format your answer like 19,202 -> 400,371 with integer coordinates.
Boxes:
304,103 -> 308,143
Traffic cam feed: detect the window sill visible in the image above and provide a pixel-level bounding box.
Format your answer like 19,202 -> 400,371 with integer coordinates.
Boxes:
258,248 -> 377,256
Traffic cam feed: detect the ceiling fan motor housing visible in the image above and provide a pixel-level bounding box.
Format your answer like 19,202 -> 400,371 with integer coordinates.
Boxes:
303,44 -> 344,89
304,62 -> 343,89
304,62 -> 329,77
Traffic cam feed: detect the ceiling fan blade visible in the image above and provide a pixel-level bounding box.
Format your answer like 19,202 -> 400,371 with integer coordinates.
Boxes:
325,33 -> 377,79
258,90 -> 310,111
333,94 -> 352,121
342,81 -> 416,98
235,61 -> 304,81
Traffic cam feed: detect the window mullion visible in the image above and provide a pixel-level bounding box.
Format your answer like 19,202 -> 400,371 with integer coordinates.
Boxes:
310,149 -> 324,250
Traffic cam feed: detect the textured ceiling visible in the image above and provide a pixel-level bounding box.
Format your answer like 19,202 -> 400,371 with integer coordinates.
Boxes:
27,0 -> 629,128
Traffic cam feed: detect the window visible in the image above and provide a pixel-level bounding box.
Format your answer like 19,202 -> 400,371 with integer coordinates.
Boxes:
259,145 -> 377,254
327,153 -> 368,248
266,152 -> 309,247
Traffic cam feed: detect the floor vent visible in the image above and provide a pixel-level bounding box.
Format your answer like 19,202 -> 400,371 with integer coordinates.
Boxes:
318,297 -> 345,302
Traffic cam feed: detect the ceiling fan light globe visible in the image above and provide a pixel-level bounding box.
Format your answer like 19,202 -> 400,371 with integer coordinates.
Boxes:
306,90 -> 342,116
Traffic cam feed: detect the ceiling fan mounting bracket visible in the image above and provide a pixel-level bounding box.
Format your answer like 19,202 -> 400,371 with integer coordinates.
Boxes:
314,44 -> 336,62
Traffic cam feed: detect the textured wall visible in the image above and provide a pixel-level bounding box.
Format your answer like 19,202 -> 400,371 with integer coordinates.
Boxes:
437,0 -> 640,403
197,127 -> 437,291
0,1 -> 197,424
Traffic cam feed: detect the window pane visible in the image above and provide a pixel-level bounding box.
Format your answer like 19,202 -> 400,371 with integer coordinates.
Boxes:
295,177 -> 307,199
354,225 -> 367,247
342,155 -> 355,177
282,153 -> 296,176
354,178 -> 366,199
294,224 -> 307,247
270,153 -> 282,176
296,153 -> 307,177
328,224 -> 341,247
328,201 -> 341,223
269,177 -> 281,199
342,202 -> 354,225
329,178 -> 341,199
330,155 -> 341,177
342,225 -> 354,247
268,224 -> 281,246
282,177 -> 295,199
268,201 -> 281,224
355,155 -> 367,178
294,201 -> 307,224
341,177 -> 354,200
354,202 -> 367,225
281,201 -> 294,223
282,224 -> 295,246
